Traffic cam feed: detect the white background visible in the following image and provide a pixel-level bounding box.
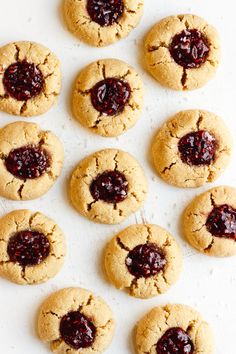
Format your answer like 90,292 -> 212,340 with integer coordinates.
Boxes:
0,0 -> 236,353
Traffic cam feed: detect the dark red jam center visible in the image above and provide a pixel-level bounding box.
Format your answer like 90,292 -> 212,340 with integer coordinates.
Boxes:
87,0 -> 124,27
7,230 -> 50,267
5,145 -> 50,180
156,327 -> 194,354
178,130 -> 216,166
206,204 -> 236,239
90,78 -> 131,116
169,29 -> 209,69
3,60 -> 44,101
125,243 -> 166,278
90,170 -> 128,203
60,311 -> 96,349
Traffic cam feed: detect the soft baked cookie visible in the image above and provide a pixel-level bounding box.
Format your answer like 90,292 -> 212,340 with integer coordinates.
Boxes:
144,14 -> 220,90
70,149 -> 147,224
0,209 -> 65,285
37,287 -> 115,354
0,121 -> 64,200
104,224 -> 182,299
0,41 -> 61,116
63,0 -> 144,47
183,186 -> 236,257
136,304 -> 214,354
72,59 -> 144,137
152,110 -> 232,188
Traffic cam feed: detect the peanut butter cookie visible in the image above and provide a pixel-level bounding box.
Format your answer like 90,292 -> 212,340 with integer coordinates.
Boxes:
0,41 -> 61,116
0,121 -> 64,200
145,14 -> 220,90
37,287 -> 115,354
70,149 -> 147,224
0,209 -> 65,285
63,0 -> 144,47
152,110 -> 232,188
183,186 -> 236,257
136,304 -> 214,354
72,59 -> 144,137
104,224 -> 182,299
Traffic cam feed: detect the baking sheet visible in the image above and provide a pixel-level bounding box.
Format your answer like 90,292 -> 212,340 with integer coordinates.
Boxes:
0,1 -> 235,353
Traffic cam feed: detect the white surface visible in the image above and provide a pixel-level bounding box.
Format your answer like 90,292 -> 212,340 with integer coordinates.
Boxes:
0,1 -> 236,353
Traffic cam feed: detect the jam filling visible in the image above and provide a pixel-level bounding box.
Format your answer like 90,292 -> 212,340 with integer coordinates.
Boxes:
169,29 -> 210,69
156,327 -> 194,354
90,170 -> 128,203
90,78 -> 131,116
206,204 -> 236,239
60,311 -> 96,349
5,145 -> 50,180
7,230 -> 50,267
86,0 -> 124,27
125,243 -> 166,278
3,60 -> 44,101
178,130 -> 216,166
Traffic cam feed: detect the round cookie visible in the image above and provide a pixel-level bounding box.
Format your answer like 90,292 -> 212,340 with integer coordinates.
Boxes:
136,304 -> 214,354
63,0 -> 144,47
0,41 -> 61,116
152,110 -> 232,188
183,186 -> 236,257
144,14 -> 220,90
0,209 -> 66,285
0,121 -> 64,200
70,149 -> 147,224
104,224 -> 182,299
72,59 -> 144,137
37,287 -> 115,354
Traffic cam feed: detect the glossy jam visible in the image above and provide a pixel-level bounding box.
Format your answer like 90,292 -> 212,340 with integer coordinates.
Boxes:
125,243 -> 166,278
90,170 -> 128,203
169,29 -> 209,69
156,327 -> 194,354
60,311 -> 96,349
90,78 -> 131,116
3,60 -> 44,101
206,204 -> 236,239
178,130 -> 216,166
87,0 -> 124,26
7,230 -> 50,267
5,145 -> 50,179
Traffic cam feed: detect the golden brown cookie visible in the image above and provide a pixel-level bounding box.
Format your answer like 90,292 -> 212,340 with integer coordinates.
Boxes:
0,41 -> 61,116
104,224 -> 182,299
136,304 -> 214,354
72,59 -> 144,137
0,121 -> 64,200
63,0 -> 144,47
183,186 -> 236,257
144,14 -> 220,90
70,149 -> 148,224
152,110 -> 232,188
37,287 -> 115,354
0,209 -> 66,285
